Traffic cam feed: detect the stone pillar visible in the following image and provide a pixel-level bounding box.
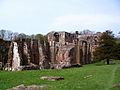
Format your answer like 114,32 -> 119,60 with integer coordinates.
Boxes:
75,41 -> 80,65
12,42 -> 21,71
80,41 -> 83,65
23,42 -> 31,65
87,44 -> 91,64
50,41 -> 56,64
74,39 -> 83,66
31,40 -> 39,65
82,41 -> 87,64
50,41 -> 56,67
7,42 -> 13,67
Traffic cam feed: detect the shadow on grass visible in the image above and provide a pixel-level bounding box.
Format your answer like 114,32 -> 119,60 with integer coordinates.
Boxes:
110,87 -> 120,90
95,63 -> 118,66
95,63 -> 105,66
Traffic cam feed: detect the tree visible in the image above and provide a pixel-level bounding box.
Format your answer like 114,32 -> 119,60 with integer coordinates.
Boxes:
93,30 -> 116,64
112,43 -> 120,60
0,30 -> 6,39
35,34 -> 44,40
79,29 -> 94,35
13,32 -> 19,40
35,34 -> 48,42
0,34 -> 2,39
30,34 -> 35,40
16,33 -> 27,40
6,30 -> 13,40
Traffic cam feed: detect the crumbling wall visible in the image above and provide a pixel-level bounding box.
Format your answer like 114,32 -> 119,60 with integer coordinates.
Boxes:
49,39 -> 91,69
0,31 -> 100,71
0,39 -> 10,69
0,39 -> 50,71
48,31 -> 97,68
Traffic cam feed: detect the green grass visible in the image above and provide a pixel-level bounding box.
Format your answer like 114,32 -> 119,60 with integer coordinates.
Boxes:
0,60 -> 120,90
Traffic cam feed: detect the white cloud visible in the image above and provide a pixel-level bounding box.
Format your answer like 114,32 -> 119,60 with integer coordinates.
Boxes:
50,14 -> 120,27
48,14 -> 120,34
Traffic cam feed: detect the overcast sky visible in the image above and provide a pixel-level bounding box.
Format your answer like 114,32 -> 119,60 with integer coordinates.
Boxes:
0,0 -> 120,35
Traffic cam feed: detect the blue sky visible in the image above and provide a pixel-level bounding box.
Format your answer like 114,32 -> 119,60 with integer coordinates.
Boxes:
0,0 -> 120,35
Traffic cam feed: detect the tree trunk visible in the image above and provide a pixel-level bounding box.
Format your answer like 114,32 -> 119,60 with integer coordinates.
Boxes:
106,59 -> 109,65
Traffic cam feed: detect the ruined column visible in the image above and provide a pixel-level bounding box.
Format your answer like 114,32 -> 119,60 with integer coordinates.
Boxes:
38,40 -> 47,69
23,42 -> 31,65
50,41 -> 56,68
79,41 -> 83,65
7,42 -> 14,70
75,41 -> 81,65
12,42 -> 21,71
31,40 -> 39,65
73,39 -> 83,66
82,41 -> 87,64
87,44 -> 91,64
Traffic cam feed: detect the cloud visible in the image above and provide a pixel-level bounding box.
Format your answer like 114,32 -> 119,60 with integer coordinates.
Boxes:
48,14 -> 120,34
50,14 -> 120,27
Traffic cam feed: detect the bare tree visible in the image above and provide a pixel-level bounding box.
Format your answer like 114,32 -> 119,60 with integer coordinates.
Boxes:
16,33 -> 27,40
30,34 -> 35,40
13,32 -> 19,40
0,30 -> 6,39
79,29 -> 94,35
6,30 -> 13,40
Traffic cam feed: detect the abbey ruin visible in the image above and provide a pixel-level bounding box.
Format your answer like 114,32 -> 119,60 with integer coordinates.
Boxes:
0,31 -> 101,71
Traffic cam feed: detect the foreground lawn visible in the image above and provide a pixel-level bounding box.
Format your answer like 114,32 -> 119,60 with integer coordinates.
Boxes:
0,60 -> 120,90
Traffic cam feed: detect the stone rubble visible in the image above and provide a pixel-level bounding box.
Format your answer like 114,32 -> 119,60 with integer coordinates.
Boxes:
7,84 -> 52,90
40,76 -> 64,81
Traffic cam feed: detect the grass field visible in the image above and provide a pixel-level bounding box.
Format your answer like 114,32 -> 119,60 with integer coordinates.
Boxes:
0,60 -> 120,90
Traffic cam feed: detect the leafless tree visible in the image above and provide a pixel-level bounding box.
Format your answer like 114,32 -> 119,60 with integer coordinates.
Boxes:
0,30 -> 6,39
79,29 -> 94,35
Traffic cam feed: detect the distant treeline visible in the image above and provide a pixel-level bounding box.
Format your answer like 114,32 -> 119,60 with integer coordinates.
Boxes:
0,29 -> 96,41
0,29 -> 47,41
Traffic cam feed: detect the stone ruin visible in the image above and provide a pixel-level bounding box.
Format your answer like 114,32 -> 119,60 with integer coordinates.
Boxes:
0,31 -> 101,71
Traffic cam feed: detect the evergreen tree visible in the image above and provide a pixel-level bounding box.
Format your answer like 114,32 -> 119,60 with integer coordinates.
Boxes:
93,30 -> 116,64
112,43 -> 120,60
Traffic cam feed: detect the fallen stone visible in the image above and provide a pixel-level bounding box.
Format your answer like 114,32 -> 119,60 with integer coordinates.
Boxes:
7,84 -> 52,90
26,85 -> 51,90
115,84 -> 120,87
40,76 -> 64,81
7,84 -> 26,90
84,75 -> 92,79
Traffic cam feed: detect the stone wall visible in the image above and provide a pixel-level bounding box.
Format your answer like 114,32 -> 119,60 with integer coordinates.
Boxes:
0,39 -> 11,69
0,39 -> 50,71
48,31 -> 101,67
0,31 -> 101,71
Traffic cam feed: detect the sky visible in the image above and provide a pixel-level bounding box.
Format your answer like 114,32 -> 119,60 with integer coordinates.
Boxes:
0,0 -> 120,35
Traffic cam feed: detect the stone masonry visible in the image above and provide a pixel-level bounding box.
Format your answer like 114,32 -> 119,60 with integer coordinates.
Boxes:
0,31 -> 101,71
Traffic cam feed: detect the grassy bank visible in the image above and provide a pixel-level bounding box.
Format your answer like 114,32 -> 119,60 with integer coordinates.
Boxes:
0,60 -> 120,90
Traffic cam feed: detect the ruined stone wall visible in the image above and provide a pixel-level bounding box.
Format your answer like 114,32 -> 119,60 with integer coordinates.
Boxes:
49,39 -> 92,69
0,39 -> 50,71
0,31 -> 100,71
48,32 -> 74,45
0,39 -> 11,69
48,31 -> 100,68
